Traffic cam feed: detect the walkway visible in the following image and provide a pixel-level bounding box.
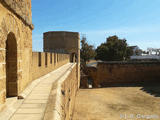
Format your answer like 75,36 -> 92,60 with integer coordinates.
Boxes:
73,87 -> 160,120
0,63 -> 73,120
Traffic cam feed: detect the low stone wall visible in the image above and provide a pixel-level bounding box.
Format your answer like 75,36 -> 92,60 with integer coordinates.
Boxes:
32,52 -> 70,80
44,64 -> 78,120
95,61 -> 160,87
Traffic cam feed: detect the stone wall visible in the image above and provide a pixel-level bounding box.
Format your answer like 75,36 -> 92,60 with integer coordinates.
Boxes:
32,52 -> 70,80
0,0 -> 32,110
43,31 -> 81,88
0,0 -> 80,115
43,64 -> 78,120
87,67 -> 97,87
0,0 -> 33,29
43,31 -> 79,53
95,61 -> 160,87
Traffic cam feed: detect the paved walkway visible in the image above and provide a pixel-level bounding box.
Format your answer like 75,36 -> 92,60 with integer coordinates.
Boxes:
0,63 -> 73,120
73,87 -> 160,120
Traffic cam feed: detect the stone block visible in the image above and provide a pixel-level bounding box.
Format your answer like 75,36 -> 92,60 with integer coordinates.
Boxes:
0,78 -> 5,90
0,63 -> 5,77
0,50 -> 5,63
0,90 -> 5,104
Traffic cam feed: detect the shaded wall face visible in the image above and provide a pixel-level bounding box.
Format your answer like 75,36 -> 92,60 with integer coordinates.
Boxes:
0,1 -> 32,109
43,32 -> 79,54
95,62 -> 160,86
6,33 -> 18,97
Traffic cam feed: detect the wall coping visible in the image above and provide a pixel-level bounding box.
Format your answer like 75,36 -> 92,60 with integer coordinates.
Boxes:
98,61 -> 160,65
43,63 -> 76,120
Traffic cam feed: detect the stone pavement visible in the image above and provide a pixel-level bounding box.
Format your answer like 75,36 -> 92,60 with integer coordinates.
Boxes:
0,63 -> 73,120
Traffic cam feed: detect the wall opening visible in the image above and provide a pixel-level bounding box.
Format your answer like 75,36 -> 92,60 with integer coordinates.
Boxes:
45,53 -> 48,67
6,32 -> 18,97
38,52 -> 41,67
70,53 -> 75,63
50,53 -> 52,64
57,53 -> 58,62
54,53 -> 56,65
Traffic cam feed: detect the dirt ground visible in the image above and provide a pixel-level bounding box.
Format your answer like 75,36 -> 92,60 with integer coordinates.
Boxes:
73,87 -> 160,120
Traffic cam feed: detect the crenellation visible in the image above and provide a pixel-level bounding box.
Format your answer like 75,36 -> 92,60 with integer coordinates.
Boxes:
0,0 -> 80,119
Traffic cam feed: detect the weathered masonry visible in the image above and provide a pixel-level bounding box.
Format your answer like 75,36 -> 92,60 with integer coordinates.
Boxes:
0,1 -> 80,118
86,61 -> 160,88
43,31 -> 80,87
0,0 -> 33,107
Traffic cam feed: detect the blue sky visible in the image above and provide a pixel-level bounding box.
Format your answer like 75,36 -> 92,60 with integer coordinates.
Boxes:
32,0 -> 160,51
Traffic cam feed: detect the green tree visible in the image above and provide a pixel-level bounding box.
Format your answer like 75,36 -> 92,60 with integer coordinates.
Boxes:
135,49 -> 142,56
80,36 -> 96,65
96,35 -> 133,61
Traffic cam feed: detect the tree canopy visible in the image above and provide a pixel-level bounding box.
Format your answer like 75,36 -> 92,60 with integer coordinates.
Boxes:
95,35 -> 133,61
80,36 -> 96,64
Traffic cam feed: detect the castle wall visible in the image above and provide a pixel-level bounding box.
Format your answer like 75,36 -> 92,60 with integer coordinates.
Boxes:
0,1 -> 80,115
0,0 -> 32,109
32,52 -> 70,80
43,31 -> 81,88
0,0 -> 33,28
44,64 -> 78,120
95,62 -> 160,87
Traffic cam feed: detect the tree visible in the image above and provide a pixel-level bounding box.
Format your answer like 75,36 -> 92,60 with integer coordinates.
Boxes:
95,35 -> 133,61
135,49 -> 142,56
80,36 -> 96,65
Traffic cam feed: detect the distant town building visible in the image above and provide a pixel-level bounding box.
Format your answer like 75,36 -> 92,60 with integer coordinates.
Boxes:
147,48 -> 160,55
130,55 -> 160,60
130,47 -> 160,60
129,45 -> 142,56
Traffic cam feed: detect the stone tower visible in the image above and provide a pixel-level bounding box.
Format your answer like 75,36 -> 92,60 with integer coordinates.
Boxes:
43,31 -> 80,62
43,31 -> 80,86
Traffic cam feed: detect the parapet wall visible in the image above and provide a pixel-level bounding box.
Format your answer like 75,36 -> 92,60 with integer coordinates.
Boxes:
32,52 -> 70,80
89,61 -> 160,87
44,64 -> 78,120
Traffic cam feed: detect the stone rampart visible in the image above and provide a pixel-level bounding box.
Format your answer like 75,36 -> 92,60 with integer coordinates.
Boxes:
96,61 -> 160,86
32,52 -> 70,80
44,64 -> 78,120
86,61 -> 160,87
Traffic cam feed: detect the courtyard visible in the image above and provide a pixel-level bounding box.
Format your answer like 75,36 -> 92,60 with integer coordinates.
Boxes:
73,86 -> 160,120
